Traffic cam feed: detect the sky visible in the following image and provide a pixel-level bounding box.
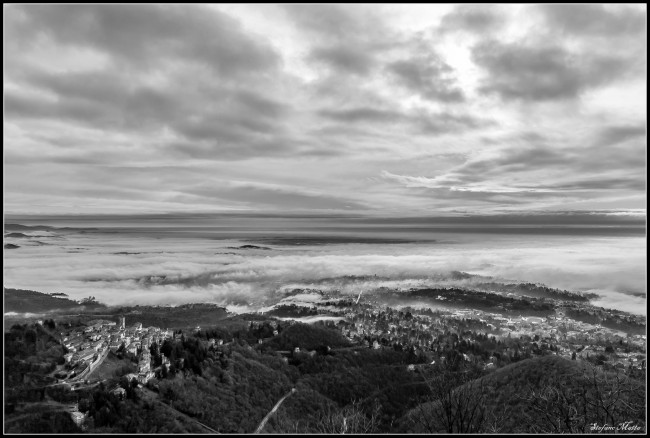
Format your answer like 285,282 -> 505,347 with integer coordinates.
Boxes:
3,4 -> 647,216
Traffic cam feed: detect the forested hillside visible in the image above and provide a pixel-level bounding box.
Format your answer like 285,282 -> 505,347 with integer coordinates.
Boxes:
4,319 -> 646,434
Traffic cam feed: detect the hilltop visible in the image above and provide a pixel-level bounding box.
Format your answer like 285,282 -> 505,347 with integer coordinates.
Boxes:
4,288 -> 233,330
4,288 -> 106,314
4,224 -> 55,231
261,322 -> 351,352
399,355 -> 646,433
4,232 -> 29,238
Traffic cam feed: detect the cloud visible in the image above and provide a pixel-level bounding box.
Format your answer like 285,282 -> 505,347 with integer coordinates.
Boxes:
381,122 -> 646,208
537,4 -> 646,38
381,170 -> 555,194
4,5 -> 306,164
472,40 -> 634,101
283,4 -> 394,78
387,52 -> 465,102
593,124 -> 646,148
6,72 -> 178,131
315,105 -> 491,141
450,146 -> 569,177
318,107 -> 404,123
415,110 -> 492,134
310,45 -> 376,75
437,4 -> 505,35
6,5 -> 279,76
545,177 -> 646,192
3,4 -> 646,215
6,81 -> 301,162
179,181 -> 370,211
281,4 -> 388,43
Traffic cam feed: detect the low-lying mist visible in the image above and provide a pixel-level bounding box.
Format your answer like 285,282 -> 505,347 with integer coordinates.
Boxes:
3,224 -> 646,315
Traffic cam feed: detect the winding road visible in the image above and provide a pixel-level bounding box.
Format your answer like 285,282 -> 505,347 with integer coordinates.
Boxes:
254,388 -> 296,434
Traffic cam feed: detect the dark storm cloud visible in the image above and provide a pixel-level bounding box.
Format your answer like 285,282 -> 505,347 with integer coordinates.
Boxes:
387,52 -> 465,102
166,133 -> 295,161
437,4 -> 505,35
233,90 -> 289,119
163,88 -> 295,160
6,89 -> 119,126
173,97 -> 287,142
6,71 -> 178,130
318,107 -> 404,123
6,4 -> 279,75
4,4 -> 645,215
538,4 -> 646,37
4,4 -> 307,162
310,45 -> 375,75
472,40 -> 634,101
282,4 -> 383,42
6,76 -> 298,161
593,124 -> 646,148
283,3 -> 395,78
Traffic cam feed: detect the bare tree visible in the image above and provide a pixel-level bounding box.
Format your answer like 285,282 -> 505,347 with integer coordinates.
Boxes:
518,384 -> 588,433
314,400 -> 380,434
518,363 -> 645,433
268,410 -> 307,434
583,363 -> 645,428
483,405 -> 512,433
409,364 -> 488,433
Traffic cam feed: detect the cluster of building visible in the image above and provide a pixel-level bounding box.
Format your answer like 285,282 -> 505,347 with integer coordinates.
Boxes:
330,304 -> 646,373
122,347 -> 156,385
58,316 -> 173,384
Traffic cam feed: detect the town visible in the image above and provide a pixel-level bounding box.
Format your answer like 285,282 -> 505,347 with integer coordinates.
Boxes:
55,316 -> 173,387
332,303 -> 646,374
56,295 -> 646,388
4,290 -> 647,434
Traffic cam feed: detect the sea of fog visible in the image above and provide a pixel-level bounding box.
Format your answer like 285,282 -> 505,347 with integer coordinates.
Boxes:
3,214 -> 647,315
